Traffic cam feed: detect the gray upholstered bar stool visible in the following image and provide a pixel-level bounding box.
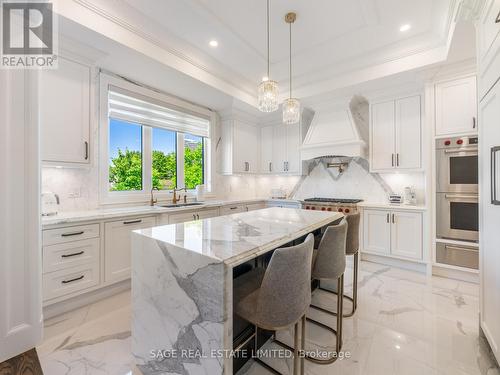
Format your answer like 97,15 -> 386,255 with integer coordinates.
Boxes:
307,219 -> 348,364
234,234 -> 314,375
317,213 -> 360,318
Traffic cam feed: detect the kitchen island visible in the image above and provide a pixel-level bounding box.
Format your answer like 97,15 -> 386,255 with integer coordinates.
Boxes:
131,207 -> 343,375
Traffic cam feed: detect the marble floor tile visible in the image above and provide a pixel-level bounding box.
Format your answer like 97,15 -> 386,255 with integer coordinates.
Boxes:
37,262 -> 499,375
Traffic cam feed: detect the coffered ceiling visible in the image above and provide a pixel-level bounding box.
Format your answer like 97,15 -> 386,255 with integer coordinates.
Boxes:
58,0 -> 467,108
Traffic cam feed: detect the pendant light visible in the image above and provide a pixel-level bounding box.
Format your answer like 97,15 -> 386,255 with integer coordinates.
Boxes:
258,0 -> 279,112
282,12 -> 300,124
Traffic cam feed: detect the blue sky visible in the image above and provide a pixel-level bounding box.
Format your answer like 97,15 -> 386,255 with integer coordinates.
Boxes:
109,118 -> 176,159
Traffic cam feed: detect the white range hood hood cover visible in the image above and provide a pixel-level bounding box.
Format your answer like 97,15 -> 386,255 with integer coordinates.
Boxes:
301,96 -> 368,160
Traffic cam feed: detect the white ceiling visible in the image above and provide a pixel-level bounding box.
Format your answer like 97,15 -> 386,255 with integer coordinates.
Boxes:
56,0 -> 472,109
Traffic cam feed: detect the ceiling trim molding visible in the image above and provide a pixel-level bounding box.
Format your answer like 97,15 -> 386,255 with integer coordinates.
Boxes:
63,0 -> 257,106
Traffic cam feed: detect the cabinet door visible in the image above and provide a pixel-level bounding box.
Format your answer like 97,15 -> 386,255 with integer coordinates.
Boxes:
371,101 -> 395,171
477,0 -> 500,98
435,76 -> 477,136
390,211 -> 422,260
233,121 -> 259,173
104,216 -> 156,283
261,126 -> 274,173
40,56 -> 91,164
363,209 -> 391,254
169,211 -> 199,224
286,123 -> 302,174
480,80 -> 500,362
245,202 -> 266,211
273,125 -> 288,173
197,208 -> 219,220
395,96 -> 421,170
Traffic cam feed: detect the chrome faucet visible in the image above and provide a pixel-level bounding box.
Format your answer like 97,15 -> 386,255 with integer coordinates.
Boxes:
150,187 -> 159,206
172,187 -> 187,204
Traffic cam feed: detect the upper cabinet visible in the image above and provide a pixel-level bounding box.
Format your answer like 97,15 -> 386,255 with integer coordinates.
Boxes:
260,123 -> 304,175
40,56 -> 92,165
477,0 -> 500,99
370,95 -> 422,172
435,76 -> 477,136
219,118 -> 260,174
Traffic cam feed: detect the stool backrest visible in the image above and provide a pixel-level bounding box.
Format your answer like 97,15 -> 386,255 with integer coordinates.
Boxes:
346,213 -> 360,255
256,233 -> 314,330
312,219 -> 348,281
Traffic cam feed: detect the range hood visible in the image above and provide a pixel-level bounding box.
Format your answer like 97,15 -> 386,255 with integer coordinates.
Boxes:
301,96 -> 369,160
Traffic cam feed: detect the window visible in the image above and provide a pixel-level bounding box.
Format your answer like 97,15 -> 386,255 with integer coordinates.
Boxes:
108,119 -> 143,191
100,74 -> 212,204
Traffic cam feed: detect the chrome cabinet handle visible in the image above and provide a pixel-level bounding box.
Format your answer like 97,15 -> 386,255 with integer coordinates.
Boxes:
386,213 -> 390,223
61,275 -> 84,284
283,161 -> 286,171
473,117 -> 477,129
123,219 -> 142,225
269,162 -> 272,172
61,231 -> 84,237
492,146 -> 500,205
84,141 -> 89,160
61,251 -> 84,258
392,213 -> 395,224
229,206 -> 238,210
193,214 -> 196,220
392,154 -> 395,167
396,154 -> 400,167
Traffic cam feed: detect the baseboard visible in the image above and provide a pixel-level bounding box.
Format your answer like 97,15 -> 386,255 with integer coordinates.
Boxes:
432,265 -> 479,283
43,280 -> 131,320
361,253 -> 427,273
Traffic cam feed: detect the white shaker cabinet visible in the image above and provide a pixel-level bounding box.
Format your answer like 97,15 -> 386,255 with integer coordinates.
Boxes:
40,56 -> 92,164
370,95 -> 422,172
435,76 -> 477,136
477,0 -> 500,99
260,123 -> 303,175
261,126 -> 274,173
104,216 -> 156,284
363,208 -> 423,260
220,119 -> 259,174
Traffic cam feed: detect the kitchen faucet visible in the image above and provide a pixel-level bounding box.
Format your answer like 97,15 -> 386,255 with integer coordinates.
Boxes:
172,187 -> 187,204
150,187 -> 159,206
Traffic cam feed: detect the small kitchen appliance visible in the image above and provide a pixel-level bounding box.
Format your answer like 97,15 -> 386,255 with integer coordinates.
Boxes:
41,192 -> 60,216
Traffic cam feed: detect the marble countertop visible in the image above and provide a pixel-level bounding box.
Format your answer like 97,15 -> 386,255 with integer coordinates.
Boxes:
134,207 -> 343,266
358,202 -> 427,211
41,198 -> 275,227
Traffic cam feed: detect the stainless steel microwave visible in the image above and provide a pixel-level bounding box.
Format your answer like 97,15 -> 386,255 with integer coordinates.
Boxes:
436,192 -> 478,242
436,137 -> 478,194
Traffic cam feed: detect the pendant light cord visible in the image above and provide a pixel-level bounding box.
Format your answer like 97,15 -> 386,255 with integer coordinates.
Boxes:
289,21 -> 292,99
267,0 -> 270,78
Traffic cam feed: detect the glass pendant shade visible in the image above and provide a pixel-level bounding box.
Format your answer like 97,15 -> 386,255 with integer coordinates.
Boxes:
258,79 -> 279,112
282,97 -> 300,124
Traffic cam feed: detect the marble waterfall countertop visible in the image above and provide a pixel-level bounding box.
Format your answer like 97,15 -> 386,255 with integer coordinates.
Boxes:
131,207 -> 343,375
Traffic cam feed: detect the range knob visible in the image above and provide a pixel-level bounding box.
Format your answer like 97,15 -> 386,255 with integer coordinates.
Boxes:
304,206 -> 310,210
321,207 -> 326,211
311,206 -> 316,210
327,207 -> 332,211
338,208 -> 344,212
344,208 -> 350,214
457,139 -> 464,145
444,140 -> 451,146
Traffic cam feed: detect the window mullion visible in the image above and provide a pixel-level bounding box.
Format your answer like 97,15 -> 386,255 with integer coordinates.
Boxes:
177,132 -> 185,189
143,126 -> 152,193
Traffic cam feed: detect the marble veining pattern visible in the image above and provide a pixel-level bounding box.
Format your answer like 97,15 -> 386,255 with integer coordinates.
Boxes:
37,262 -> 500,375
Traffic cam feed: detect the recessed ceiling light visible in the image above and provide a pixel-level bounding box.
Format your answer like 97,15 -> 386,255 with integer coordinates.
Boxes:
209,40 -> 218,47
400,24 -> 411,32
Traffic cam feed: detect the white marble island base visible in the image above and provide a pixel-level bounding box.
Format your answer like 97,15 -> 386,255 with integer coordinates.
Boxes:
131,208 -> 342,375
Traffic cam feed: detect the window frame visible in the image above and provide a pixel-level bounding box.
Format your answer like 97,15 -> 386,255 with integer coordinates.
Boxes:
99,74 -> 214,205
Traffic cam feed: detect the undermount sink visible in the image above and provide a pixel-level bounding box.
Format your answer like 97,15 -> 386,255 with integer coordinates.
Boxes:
160,202 -> 205,208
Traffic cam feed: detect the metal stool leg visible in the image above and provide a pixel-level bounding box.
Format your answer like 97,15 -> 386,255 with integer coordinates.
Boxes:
316,253 -> 358,317
275,276 -> 344,365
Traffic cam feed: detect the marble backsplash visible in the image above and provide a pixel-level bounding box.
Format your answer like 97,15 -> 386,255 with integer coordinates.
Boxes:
42,157 -> 425,212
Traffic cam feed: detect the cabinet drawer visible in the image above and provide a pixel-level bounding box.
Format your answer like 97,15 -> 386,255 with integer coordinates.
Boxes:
43,224 -> 100,246
220,205 -> 245,216
436,242 -> 478,269
43,262 -> 99,301
43,238 -> 99,273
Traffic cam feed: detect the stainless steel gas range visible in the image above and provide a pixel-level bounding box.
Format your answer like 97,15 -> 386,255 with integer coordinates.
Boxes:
301,198 -> 363,214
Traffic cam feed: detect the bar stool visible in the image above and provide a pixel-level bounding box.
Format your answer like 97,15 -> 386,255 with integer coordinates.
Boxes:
307,219 -> 348,364
317,213 -> 360,317
234,234 -> 314,375
274,220 -> 348,365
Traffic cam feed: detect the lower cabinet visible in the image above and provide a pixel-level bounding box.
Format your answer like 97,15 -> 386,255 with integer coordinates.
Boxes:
104,216 -> 156,284
363,208 -> 423,260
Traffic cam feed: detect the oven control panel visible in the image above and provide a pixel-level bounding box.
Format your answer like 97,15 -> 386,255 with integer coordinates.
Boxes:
437,136 -> 478,149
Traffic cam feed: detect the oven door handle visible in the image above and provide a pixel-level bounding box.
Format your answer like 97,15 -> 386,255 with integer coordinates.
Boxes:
444,194 -> 478,200
444,245 -> 478,253
444,148 -> 477,154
